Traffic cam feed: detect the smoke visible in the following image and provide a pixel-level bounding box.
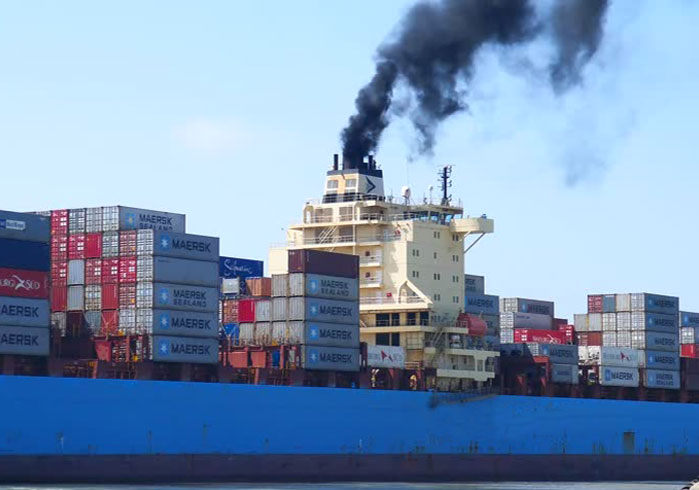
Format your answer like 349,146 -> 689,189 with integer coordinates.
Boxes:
341,0 -> 610,163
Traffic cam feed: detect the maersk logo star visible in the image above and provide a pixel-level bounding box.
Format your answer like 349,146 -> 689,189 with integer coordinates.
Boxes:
159,288 -> 169,304
309,279 -> 319,293
159,235 -> 170,250
125,213 -> 136,228
159,314 -> 169,329
309,304 -> 319,317
309,349 -> 319,364
309,325 -> 319,339
159,340 -> 169,356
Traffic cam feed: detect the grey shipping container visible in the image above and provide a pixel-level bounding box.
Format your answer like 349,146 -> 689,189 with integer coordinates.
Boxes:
119,308 -> 136,331
288,297 -> 358,325
602,313 -> 617,331
630,312 -> 677,333
86,207 -> 103,233
681,327 -> 699,345
641,350 -> 680,370
464,274 -> 485,294
150,335 -> 218,364
84,311 -> 101,334
288,249 -> 358,279
68,208 -> 86,234
50,312 -> 66,336
102,232 -> 120,257
302,345 -> 360,372
272,297 -> 287,322
574,314 -> 589,332
136,256 -> 218,287
499,328 -> 514,344
500,312 -> 551,330
102,206 -> 186,233
616,312 -> 632,331
67,259 -> 85,286
630,293 -> 679,315
644,369 -> 680,389
272,274 -> 289,297
288,321 -> 359,348
84,285 -> 101,311
136,282 -> 218,312
526,343 -> 578,364
288,273 -> 359,301
501,297 -> 554,317
67,286 -> 85,311
136,230 -> 219,262
616,294 -> 631,312
631,331 -> 679,352
0,325 -> 49,356
550,363 -> 579,384
616,331 -> 632,348
239,323 -> 255,344
464,293 -> 499,316
600,366 -> 639,387
136,309 -> 219,338
587,313 -> 603,332
680,311 -> 699,328
602,332 -> 617,347
0,210 -> 50,243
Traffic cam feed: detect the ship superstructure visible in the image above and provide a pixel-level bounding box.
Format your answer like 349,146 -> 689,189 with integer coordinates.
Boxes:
271,155 -> 497,390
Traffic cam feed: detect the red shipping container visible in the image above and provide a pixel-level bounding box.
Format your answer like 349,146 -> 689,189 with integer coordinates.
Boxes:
85,233 -> 103,259
51,209 -> 69,235
228,351 -> 249,368
51,261 -> 68,287
119,231 -> 137,256
238,299 -> 256,323
119,283 -> 136,308
102,283 -> 119,310
118,257 -> 137,283
101,258 -> 120,284
0,268 -> 49,299
514,329 -> 567,344
50,235 -> 68,261
587,295 -> 603,314
68,234 -> 86,259
681,344 -> 699,359
51,286 -> 68,312
85,259 -> 102,285
576,332 -> 603,346
101,310 -> 119,336
250,351 -> 266,368
456,313 -> 487,336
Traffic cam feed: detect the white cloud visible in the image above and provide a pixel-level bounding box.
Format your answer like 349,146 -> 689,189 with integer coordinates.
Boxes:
173,118 -> 251,154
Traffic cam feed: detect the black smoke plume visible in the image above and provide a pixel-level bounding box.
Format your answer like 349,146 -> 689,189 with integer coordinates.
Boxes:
341,0 -> 610,164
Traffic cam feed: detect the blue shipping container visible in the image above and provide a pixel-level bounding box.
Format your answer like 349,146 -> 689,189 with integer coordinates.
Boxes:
219,256 -> 263,279
0,238 -> 50,271
602,295 -> 616,313
0,210 -> 50,243
464,293 -> 499,316
680,311 -> 699,328
223,323 -> 240,340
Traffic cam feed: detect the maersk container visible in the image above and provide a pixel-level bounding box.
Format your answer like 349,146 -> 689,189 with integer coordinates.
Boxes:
640,350 -> 680,371
600,366 -> 639,387
219,256 -> 264,280
272,297 -> 287,322
616,312 -> 631,331
150,335 -> 217,364
0,296 -> 49,327
500,297 -> 554,317
135,309 -> 218,338
631,331 -> 679,352
102,206 -> 186,233
630,293 -> 679,315
302,345 -> 360,372
550,363 -> 578,384
643,369 -> 680,389
602,332 -> 617,347
617,331 -> 632,348
500,312 -> 551,330
464,274 -> 485,294
136,230 -> 219,263
0,325 -> 49,356
630,312 -> 677,333
271,274 -> 288,297
135,282 -> 218,312
681,327 -> 698,345
288,297 -> 358,325
288,249 -> 358,279
0,210 -> 50,243
602,313 -> 617,332
0,267 -> 49,299
67,286 -> 85,311
136,256 -> 218,287
574,314 -> 588,332
85,207 -> 103,233
0,238 -> 50,271
255,300 -> 271,322
464,293 -> 499,316
680,311 -> 699,328
616,293 -> 631,312
287,321 -> 359,348
67,260 -> 85,286
239,323 -> 255,344
288,273 -> 359,301
526,343 -> 578,364
84,285 -> 101,311
255,322 -> 272,344
602,294 -> 616,313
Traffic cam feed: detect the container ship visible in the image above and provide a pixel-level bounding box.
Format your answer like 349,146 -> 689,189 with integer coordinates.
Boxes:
1,155 -> 699,483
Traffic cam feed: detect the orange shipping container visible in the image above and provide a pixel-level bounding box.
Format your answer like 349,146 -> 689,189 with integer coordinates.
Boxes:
246,277 -> 272,298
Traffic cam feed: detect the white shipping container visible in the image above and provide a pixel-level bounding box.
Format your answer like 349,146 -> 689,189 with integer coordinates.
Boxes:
574,314 -> 589,333
500,312 -> 552,330
255,322 -> 272,344
599,366 -> 639,387
67,259 -> 85,286
617,331 -> 632,348
255,300 -> 271,322
602,331 -> 617,347
288,321 -> 304,344
86,207 -> 103,233
615,294 -> 631,312
102,232 -> 120,257
588,313 -> 603,332
272,321 -> 287,343
681,327 -> 698,345
119,308 -> 136,333
500,328 -> 514,343
582,346 -> 640,368
272,274 -> 289,297
602,313 -> 617,332
50,312 -> 67,336
239,323 -> 255,344
221,278 -> 240,295
272,297 -> 287,322
367,345 -> 406,368
550,363 -> 579,384
67,285 -> 85,311
68,208 -> 86,234
84,285 -> 101,311
616,312 -> 631,331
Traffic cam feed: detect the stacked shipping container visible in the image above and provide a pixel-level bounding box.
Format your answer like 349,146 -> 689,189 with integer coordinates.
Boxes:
463,274 -> 499,350
679,311 -> 699,359
0,210 -> 51,356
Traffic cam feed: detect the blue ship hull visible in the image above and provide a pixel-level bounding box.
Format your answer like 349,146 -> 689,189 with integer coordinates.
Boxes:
1,375 -> 697,482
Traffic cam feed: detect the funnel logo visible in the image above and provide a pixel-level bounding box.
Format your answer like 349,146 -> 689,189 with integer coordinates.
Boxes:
125,213 -> 137,229
158,339 -> 170,356
366,178 -> 376,194
308,348 -> 319,364
158,288 -> 170,305
309,325 -> 320,340
308,279 -> 319,294
159,313 -> 170,330
158,234 -> 171,251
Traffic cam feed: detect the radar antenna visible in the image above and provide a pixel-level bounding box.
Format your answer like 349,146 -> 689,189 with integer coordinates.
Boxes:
439,165 -> 453,206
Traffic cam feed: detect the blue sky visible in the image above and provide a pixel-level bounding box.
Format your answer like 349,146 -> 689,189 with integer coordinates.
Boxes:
1,1 -> 698,320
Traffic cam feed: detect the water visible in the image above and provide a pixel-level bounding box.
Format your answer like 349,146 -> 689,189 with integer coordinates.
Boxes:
0,483 -> 684,490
